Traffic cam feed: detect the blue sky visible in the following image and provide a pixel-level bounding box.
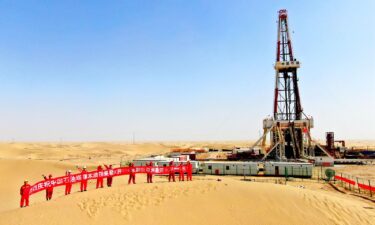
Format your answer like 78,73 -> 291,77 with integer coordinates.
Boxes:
0,1 -> 374,141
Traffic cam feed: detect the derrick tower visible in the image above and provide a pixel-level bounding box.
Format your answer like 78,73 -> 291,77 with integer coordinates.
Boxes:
270,9 -> 307,159
259,10 -> 317,160
235,9 -> 333,161
274,9 -> 301,122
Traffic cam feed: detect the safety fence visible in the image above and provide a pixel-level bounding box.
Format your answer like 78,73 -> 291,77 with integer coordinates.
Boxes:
333,173 -> 374,197
28,165 -> 190,195
283,167 -> 312,178
240,168 -> 374,199
311,168 -> 374,198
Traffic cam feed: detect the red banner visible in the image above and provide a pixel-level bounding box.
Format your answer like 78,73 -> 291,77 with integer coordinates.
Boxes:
334,175 -> 356,185
358,183 -> 375,192
29,165 -> 189,195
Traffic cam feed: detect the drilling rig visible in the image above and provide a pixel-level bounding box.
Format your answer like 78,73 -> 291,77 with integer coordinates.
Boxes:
247,9 -> 332,161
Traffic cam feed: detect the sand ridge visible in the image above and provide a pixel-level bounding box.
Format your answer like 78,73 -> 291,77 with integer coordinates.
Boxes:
0,142 -> 375,225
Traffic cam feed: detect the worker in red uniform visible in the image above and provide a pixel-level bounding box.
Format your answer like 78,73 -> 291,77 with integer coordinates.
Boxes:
178,162 -> 185,181
168,161 -> 176,182
65,170 -> 73,195
42,174 -> 54,201
104,164 -> 113,187
20,180 -> 31,208
146,162 -> 153,183
77,165 -> 88,192
96,165 -> 104,189
186,161 -> 193,181
145,162 -> 150,183
128,163 -> 136,184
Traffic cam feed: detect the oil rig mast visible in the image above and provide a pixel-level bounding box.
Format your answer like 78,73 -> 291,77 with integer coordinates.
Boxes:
249,9 -> 331,161
269,9 -> 309,160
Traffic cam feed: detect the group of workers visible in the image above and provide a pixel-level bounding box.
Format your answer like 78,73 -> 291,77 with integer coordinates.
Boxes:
168,161 -> 193,182
19,161 -> 193,208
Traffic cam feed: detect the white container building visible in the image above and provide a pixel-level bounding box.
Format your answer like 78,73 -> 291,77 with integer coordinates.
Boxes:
156,160 -> 200,174
133,156 -> 173,166
264,162 -> 313,177
133,156 -> 200,173
313,157 -> 334,167
201,161 -> 258,176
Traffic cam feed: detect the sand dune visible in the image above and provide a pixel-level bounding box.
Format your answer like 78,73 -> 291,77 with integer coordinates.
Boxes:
0,142 -> 374,225
1,176 -> 375,225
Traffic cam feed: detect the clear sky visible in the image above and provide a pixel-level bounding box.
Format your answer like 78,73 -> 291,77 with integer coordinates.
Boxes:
0,1 -> 374,142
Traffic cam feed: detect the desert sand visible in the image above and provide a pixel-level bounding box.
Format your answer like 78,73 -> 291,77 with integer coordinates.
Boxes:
0,142 -> 374,225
